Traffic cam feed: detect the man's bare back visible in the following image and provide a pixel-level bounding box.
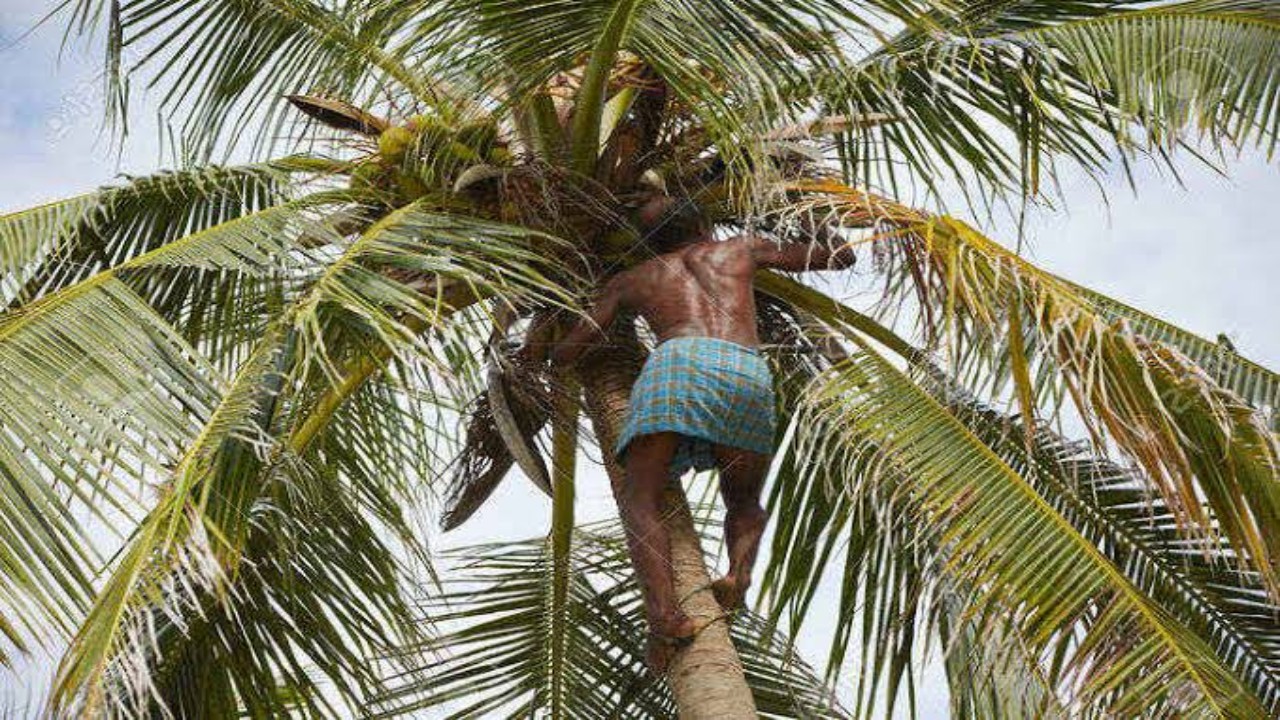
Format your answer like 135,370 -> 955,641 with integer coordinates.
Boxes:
614,239 -> 762,347
553,235 -> 854,362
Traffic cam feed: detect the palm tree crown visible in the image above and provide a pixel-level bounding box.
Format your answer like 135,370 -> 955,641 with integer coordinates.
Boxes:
2,0 -> 1279,716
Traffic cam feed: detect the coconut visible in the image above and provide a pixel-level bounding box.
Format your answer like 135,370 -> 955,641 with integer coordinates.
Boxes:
378,126 -> 416,162
396,171 -> 430,200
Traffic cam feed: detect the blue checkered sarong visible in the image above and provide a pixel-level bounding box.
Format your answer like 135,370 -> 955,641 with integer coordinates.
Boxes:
615,336 -> 776,479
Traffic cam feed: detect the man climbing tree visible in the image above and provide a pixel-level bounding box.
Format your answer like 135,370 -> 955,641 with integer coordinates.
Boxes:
552,192 -> 857,672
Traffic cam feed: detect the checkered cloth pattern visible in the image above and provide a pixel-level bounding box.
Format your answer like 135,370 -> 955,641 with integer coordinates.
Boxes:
616,336 -> 776,479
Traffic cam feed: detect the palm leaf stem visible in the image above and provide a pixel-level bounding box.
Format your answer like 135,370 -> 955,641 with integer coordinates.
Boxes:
570,0 -> 645,174
289,281 -> 486,453
755,271 -> 924,364
547,373 -> 580,718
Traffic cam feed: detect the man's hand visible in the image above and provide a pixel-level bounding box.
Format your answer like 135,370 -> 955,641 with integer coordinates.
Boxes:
514,310 -> 558,366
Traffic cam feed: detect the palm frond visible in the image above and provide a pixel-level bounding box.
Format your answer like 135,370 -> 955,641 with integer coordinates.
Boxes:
2,162 -> 292,308
376,521 -> 850,719
51,323 -> 293,714
785,181 -> 1280,599
0,279 -> 218,660
817,1 -> 1280,203
901,215 -> 1280,594
0,192 -> 410,704
292,201 -> 579,383
1014,1 -> 1280,153
753,294 -> 1069,718
1062,277 -> 1279,430
59,0 -> 440,158
546,373 -> 581,718
141,454 -> 423,718
54,322 -> 453,716
934,577 -> 1072,720
145,363 -> 444,717
4,185 -> 347,374
797,341 -> 1268,717
416,0 -> 937,185
754,310 -> 934,719
759,267 -> 1280,716
943,382 -> 1280,714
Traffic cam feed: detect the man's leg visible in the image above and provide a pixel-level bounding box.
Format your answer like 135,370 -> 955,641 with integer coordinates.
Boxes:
617,432 -> 698,646
710,445 -> 770,611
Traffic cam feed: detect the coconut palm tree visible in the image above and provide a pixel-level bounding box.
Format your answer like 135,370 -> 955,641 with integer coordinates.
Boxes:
3,0 -> 1279,716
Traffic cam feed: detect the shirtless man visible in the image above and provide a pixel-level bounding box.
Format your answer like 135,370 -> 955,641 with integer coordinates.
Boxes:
551,194 -> 856,672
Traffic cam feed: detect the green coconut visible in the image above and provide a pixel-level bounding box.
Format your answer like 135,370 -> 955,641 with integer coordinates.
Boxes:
406,114 -> 446,134
378,126 -> 416,162
395,171 -> 430,200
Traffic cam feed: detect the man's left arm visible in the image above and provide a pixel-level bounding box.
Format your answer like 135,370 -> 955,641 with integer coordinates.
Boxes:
743,234 -> 857,273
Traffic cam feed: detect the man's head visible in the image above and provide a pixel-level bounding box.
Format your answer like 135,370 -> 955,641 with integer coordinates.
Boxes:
636,193 -> 710,253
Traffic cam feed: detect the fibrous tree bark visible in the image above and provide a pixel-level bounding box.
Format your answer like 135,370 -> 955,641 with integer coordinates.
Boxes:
576,323 -> 758,720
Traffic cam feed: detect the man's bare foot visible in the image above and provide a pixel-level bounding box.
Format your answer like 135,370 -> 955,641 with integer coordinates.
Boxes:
646,611 -> 697,676
711,575 -> 749,611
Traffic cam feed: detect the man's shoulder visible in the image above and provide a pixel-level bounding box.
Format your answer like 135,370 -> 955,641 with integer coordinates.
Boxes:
682,237 -> 756,267
630,239 -> 753,273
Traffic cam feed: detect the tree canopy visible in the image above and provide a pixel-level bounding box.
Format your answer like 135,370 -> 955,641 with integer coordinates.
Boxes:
1,0 -> 1277,716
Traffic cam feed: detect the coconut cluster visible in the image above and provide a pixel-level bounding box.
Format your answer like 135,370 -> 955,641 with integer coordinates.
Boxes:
349,115 -> 512,203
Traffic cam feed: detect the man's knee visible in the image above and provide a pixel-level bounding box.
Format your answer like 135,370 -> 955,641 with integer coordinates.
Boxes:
726,496 -> 766,522
717,454 -> 768,497
713,445 -> 769,474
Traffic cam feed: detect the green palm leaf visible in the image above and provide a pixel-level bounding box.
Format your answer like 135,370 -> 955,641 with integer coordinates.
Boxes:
0,279 -> 218,660
377,521 -> 850,719
760,273 -> 1280,715
0,190 -> 357,685
799,341 -> 1267,717
46,201 -> 583,713
901,215 -> 1280,594
934,576 -> 1071,720
819,1 -> 1280,200
51,323 -> 294,715
289,201 -> 578,382
952,390 -> 1280,713
63,369 -> 432,716
59,0 -> 440,157
2,162 -> 291,307
1015,1 -> 1280,152
783,182 -> 1280,599
1062,277 -> 1280,430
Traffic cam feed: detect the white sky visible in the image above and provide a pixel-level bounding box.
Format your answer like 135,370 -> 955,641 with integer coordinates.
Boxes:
1,1 -> 1277,717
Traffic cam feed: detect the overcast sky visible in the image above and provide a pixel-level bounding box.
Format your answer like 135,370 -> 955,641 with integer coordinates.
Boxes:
2,2 -> 1278,718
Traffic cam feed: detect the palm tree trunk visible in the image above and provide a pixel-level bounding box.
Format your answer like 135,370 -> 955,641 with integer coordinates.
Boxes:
576,327 -> 758,719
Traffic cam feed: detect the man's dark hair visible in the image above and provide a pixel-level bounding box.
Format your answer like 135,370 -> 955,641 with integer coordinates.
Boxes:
637,194 -> 708,253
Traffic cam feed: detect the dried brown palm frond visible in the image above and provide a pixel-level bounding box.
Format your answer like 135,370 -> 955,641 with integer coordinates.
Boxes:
440,379 -> 551,531
286,95 -> 390,136
441,308 -> 563,531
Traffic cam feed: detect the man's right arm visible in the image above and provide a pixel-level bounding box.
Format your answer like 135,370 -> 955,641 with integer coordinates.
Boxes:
743,235 -> 857,273
550,274 -> 629,366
